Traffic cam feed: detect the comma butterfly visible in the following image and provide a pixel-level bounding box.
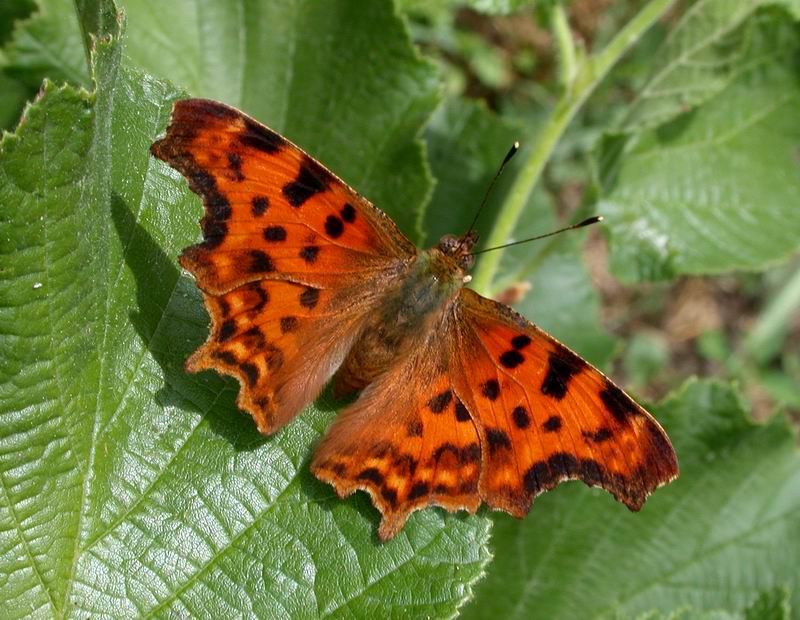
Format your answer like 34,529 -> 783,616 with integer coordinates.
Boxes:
151,99 -> 678,541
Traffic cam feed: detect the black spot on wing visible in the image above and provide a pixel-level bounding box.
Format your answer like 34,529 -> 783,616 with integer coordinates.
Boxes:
280,316 -> 298,334
541,347 -> 586,400
512,335 -> 532,350
543,415 -> 562,432
499,349 -> 524,369
251,196 -> 269,216
263,226 -> 287,242
357,468 -> 384,485
299,287 -> 320,309
212,350 -> 238,365
340,203 -> 356,222
583,427 -> 613,443
243,326 -> 266,347
240,362 -> 259,387
428,389 -> 453,413
433,443 -> 460,462
549,452 -> 579,476
407,420 -> 423,437
486,428 -> 511,454
239,118 -> 286,154
250,283 -> 269,312
408,482 -> 429,500
481,379 -> 500,400
454,399 -> 471,422
600,382 -> 643,424
282,158 -> 331,207
381,486 -> 398,507
200,219 -> 227,249
300,245 -> 319,263
324,215 -> 344,239
218,319 -> 236,342
227,152 -> 244,181
512,406 -> 530,429
249,250 -> 275,273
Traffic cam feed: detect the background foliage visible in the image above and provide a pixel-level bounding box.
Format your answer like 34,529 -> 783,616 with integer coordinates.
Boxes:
0,0 -> 798,618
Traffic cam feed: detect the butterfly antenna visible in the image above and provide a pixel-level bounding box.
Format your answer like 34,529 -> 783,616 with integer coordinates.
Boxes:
463,141 -> 520,239
472,215 -> 604,255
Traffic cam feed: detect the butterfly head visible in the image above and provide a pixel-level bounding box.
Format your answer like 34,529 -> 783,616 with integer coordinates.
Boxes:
437,231 -> 478,272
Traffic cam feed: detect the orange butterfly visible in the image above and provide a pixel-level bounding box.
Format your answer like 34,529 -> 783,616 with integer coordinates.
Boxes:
151,99 -> 678,541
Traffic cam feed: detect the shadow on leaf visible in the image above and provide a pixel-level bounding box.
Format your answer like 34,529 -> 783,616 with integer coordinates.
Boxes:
110,190 -> 269,451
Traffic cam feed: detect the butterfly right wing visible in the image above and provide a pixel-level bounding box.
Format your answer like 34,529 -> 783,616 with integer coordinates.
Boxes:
448,288 -> 678,517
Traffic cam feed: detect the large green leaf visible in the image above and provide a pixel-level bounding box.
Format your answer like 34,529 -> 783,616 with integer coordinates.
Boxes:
623,0 -> 795,131
422,97 -> 520,245
0,4 -> 493,617
462,380 -> 800,619
599,11 -> 800,282
0,0 -> 88,89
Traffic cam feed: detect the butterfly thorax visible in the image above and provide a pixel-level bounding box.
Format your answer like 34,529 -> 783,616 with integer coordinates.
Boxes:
332,236 -> 475,396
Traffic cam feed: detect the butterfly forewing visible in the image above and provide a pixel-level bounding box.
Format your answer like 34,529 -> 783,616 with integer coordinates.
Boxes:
450,288 -> 678,515
151,99 -> 415,294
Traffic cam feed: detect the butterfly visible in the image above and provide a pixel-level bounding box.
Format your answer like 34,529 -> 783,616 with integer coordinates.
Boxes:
151,98 -> 679,541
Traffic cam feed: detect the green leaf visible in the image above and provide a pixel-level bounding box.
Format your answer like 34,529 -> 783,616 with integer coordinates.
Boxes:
117,0 -> 439,241
0,0 -> 36,47
1,0 -> 89,89
623,0 -> 794,131
0,72 -> 30,129
0,3 -> 492,617
397,0 -> 536,16
464,0 -> 536,15
461,380 -> 800,619
599,11 -> 800,282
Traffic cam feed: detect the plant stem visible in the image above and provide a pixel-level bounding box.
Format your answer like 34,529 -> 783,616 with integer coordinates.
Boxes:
471,0 -> 676,296
745,263 -> 800,364
552,5 -> 577,92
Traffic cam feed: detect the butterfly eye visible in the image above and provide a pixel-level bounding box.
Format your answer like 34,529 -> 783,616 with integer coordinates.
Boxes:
459,254 -> 475,270
438,234 -> 460,254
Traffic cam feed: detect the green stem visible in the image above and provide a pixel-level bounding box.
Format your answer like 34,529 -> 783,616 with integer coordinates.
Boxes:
745,264 -> 800,364
552,5 -> 577,92
471,0 -> 676,295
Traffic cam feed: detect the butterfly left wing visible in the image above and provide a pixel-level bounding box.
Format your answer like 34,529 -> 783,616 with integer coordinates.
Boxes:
151,99 -> 417,433
449,288 -> 678,518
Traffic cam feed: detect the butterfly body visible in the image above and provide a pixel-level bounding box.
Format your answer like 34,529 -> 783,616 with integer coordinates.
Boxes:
334,240 -> 474,396
151,98 -> 678,542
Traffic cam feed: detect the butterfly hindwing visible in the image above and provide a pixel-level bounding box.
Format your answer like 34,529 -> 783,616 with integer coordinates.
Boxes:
311,328 -> 482,541
450,288 -> 678,516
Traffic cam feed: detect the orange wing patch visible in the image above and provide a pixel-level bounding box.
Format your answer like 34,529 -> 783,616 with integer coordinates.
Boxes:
188,278 -> 382,433
151,98 -> 414,295
312,340 -> 482,541
451,288 -> 678,517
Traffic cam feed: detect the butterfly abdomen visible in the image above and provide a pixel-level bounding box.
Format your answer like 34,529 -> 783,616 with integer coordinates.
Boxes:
332,250 -> 464,396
